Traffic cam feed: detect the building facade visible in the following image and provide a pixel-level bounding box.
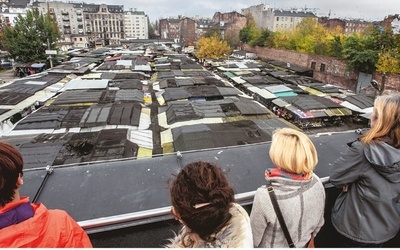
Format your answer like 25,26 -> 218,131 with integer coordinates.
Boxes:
179,17 -> 195,47
319,17 -> 373,35
241,4 -> 318,32
270,10 -> 317,32
241,4 -> 273,30
159,18 -> 180,41
82,3 -> 124,46
0,0 -> 29,30
33,1 -> 125,48
124,8 -> 149,40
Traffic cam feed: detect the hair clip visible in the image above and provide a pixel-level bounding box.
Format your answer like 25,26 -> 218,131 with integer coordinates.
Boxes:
193,202 -> 211,209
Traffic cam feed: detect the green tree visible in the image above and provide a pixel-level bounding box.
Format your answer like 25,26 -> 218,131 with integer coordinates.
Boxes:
330,35 -> 344,58
196,34 -> 231,59
2,9 -> 60,63
342,34 -> 378,73
148,20 -> 157,39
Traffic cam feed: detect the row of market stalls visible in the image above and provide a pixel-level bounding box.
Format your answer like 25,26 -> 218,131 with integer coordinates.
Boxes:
1,46 -> 375,167
205,56 -> 374,129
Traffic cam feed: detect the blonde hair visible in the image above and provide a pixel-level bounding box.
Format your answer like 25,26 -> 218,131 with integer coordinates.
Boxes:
269,128 -> 318,174
361,93 -> 400,148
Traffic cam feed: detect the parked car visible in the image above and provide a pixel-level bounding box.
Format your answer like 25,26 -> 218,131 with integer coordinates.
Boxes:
1,61 -> 12,69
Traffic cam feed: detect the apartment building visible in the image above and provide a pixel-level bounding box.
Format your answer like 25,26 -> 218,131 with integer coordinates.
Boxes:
212,11 -> 246,43
33,1 -> 124,48
179,17 -> 195,47
319,17 -> 373,35
124,8 -> 149,40
0,0 -> 29,29
82,3 -> 124,46
241,4 -> 317,32
241,4 -> 273,30
159,18 -> 180,42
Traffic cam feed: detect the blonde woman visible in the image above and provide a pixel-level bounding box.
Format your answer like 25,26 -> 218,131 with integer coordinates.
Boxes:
250,128 -> 325,248
330,93 -> 400,247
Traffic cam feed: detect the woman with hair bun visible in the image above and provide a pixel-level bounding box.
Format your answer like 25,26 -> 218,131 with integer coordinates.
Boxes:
166,161 -> 253,248
250,128 -> 326,248
330,93 -> 400,247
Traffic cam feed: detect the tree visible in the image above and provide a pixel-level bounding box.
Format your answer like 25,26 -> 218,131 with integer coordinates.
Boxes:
148,20 -> 157,39
376,50 -> 400,74
2,9 -> 60,63
196,34 -> 231,59
202,26 -> 221,39
342,34 -> 378,73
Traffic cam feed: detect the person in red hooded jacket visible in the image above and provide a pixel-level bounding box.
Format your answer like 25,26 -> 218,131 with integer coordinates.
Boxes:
0,141 -> 93,248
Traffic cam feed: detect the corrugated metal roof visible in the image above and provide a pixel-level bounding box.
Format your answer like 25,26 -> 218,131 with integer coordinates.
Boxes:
344,94 -> 374,109
14,108 -> 68,130
272,98 -> 290,107
282,95 -> 342,110
80,103 -> 112,128
138,108 -> 151,130
116,60 -> 133,67
234,101 -> 268,115
61,106 -> 88,128
160,129 -> 173,145
264,84 -> 293,93
52,90 -> 103,105
274,91 -> 298,97
114,89 -> 144,103
217,87 -> 241,96
163,88 -> 190,102
129,129 -> 153,149
166,102 -> 199,124
63,79 -> 109,91
193,102 -> 225,118
108,102 -> 141,126
175,77 -> 195,87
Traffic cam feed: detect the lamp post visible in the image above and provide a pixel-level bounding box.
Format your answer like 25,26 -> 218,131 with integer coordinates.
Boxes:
44,38 -> 57,69
370,72 -> 386,96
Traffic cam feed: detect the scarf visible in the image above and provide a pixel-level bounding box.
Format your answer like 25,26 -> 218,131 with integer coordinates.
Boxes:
0,202 -> 34,230
265,167 -> 312,181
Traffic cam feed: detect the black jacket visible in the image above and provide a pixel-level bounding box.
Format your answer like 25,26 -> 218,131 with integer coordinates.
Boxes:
329,139 -> 400,244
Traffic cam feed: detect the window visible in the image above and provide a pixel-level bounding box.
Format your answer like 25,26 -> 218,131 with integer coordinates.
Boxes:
320,63 -> 326,72
276,17 -> 279,21
311,61 -> 316,70
334,65 -> 339,74
80,38 -> 83,41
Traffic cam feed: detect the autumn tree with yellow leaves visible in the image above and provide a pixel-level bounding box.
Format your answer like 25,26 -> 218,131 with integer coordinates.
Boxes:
196,34 -> 232,59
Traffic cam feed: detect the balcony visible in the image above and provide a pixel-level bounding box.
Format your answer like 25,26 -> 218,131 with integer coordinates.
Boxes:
61,11 -> 69,15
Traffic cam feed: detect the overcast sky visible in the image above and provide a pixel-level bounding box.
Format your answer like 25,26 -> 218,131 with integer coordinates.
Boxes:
85,0 -> 398,22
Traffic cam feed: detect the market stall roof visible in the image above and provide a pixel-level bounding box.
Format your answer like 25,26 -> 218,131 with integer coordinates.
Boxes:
344,94 -> 374,110
282,95 -> 343,110
272,98 -> 290,107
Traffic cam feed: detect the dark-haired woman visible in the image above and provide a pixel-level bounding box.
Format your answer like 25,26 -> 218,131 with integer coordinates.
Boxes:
0,142 -> 92,247
166,161 -> 253,248
330,93 -> 400,247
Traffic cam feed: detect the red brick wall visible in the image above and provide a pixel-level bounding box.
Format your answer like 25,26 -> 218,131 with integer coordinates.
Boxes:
243,45 -> 400,92
373,73 -> 400,94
